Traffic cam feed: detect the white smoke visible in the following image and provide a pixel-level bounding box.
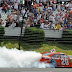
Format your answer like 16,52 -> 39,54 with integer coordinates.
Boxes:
0,46 -> 55,68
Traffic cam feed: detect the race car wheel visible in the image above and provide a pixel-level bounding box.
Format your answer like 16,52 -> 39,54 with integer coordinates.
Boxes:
50,59 -> 57,67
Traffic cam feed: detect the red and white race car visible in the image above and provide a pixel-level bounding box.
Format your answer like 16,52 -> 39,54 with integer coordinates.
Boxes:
40,52 -> 72,67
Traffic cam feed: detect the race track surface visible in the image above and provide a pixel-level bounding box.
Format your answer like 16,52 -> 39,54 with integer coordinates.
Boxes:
0,68 -> 72,72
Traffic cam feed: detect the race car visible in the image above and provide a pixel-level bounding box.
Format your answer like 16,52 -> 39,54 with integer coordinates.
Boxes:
40,52 -> 72,67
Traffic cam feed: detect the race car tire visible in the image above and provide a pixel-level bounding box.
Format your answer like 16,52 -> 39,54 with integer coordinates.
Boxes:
50,59 -> 57,67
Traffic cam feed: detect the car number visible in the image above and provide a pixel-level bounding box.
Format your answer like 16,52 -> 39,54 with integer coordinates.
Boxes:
61,58 -> 69,65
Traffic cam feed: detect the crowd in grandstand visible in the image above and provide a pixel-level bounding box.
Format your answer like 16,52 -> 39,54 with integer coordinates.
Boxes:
0,0 -> 72,30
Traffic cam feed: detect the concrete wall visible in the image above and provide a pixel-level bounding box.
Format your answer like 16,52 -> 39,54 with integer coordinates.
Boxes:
43,29 -> 63,38
4,27 -> 63,38
4,27 -> 25,36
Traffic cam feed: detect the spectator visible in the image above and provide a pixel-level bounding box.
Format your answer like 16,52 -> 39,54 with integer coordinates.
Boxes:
57,22 -> 61,30
14,2 -> 19,10
0,0 -> 71,31
49,14 -> 53,22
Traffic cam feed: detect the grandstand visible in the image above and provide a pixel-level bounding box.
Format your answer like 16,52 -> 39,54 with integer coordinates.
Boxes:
0,0 -> 72,44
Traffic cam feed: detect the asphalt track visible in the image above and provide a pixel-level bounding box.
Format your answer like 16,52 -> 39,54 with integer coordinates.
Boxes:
0,68 -> 72,72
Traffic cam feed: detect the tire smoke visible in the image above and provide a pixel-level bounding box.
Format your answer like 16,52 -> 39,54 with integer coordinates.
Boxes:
0,46 -> 55,68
